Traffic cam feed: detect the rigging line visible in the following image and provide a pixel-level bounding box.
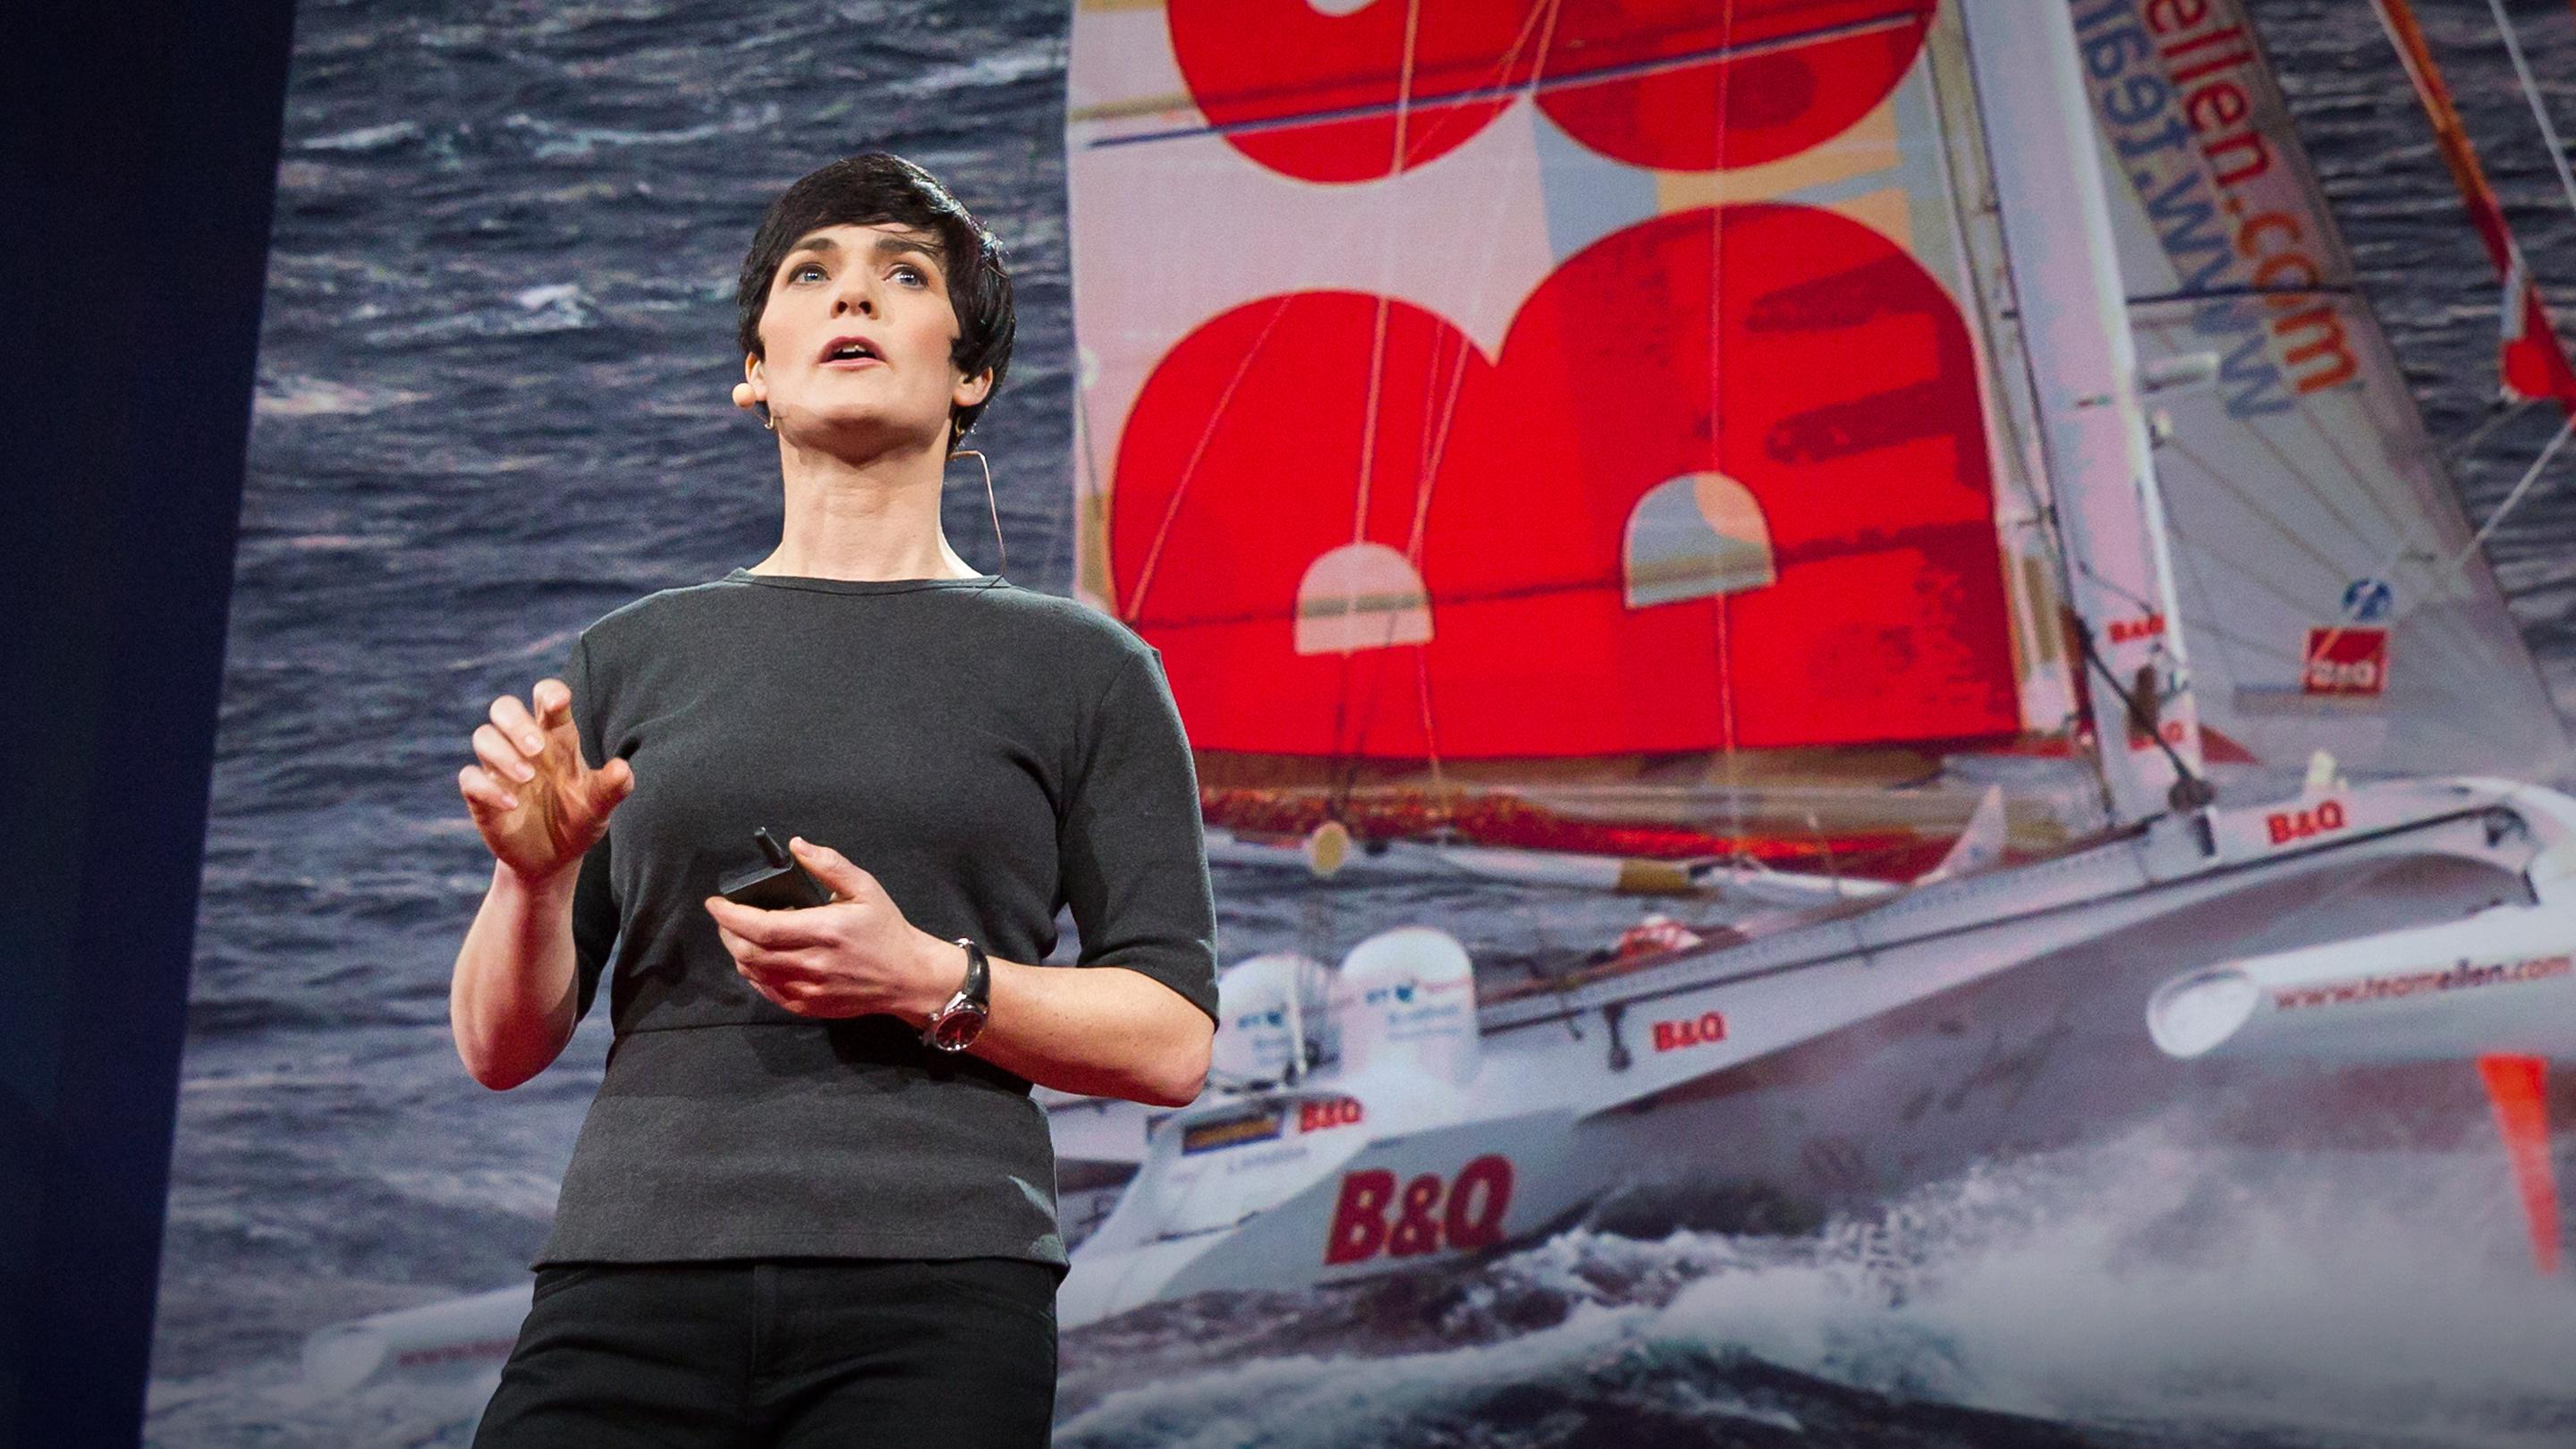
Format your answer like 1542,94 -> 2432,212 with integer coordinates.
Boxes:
1125,11 -> 1538,630
1084,10 -> 1924,152
1147,539 -> 1987,631
2443,394 -> 2536,467
2067,555 -> 2161,621
1408,0 -> 1563,548
2124,309 -> 2420,552
1335,0 -> 1565,809
1120,12 -> 1572,631
2072,612 -> 2213,811
1394,0 -> 1569,824
1349,0 -> 1425,554
2159,432 -> 2382,588
1126,293 -> 1300,621
2159,503 -> 2469,662
1710,0 -> 1746,865
2312,412 -> 2574,664
2106,283 -> 2362,308
2228,383 -> 2422,574
2461,411 -> 2576,560
1413,647 -> 1446,815
2484,0 -> 2576,237
1326,0 -> 1425,803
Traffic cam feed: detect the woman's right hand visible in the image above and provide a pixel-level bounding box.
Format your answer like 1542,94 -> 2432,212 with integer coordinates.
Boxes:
459,678 -> 634,886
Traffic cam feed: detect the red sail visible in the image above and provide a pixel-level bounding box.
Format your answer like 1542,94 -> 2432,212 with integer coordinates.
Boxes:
1111,203 -> 2021,761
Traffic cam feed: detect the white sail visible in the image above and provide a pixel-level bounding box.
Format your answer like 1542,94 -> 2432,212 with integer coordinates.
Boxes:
2072,0 -> 2568,791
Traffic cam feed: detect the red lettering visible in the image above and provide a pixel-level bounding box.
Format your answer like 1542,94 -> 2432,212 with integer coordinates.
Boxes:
1324,1157 -> 1521,1265
1444,1155 -> 1516,1251
2144,0 -> 2210,35
1299,1097 -> 1366,1132
2107,613 -> 2165,645
1653,1011 -> 1728,1051
2265,799 -> 2349,847
1324,1169 -> 1395,1265
2204,126 -> 2270,186
2182,80 -> 2247,135
1388,1174 -> 1445,1257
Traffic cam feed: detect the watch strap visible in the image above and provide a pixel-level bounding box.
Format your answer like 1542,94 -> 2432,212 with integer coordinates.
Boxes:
922,936 -> 991,1051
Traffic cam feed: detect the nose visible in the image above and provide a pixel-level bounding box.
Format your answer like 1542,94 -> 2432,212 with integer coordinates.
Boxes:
832,266 -> 877,318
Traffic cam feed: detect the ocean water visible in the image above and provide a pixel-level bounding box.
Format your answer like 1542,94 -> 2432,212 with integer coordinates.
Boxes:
145,1 -> 2576,1445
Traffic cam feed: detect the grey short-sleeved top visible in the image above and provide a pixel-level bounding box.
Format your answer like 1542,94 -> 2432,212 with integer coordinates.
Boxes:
533,569 -> 1219,1271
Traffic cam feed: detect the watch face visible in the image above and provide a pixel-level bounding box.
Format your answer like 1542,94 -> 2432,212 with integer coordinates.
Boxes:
928,1003 -> 989,1052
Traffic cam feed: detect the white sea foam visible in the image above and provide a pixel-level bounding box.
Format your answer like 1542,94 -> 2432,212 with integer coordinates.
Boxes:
1648,1119 -> 2576,1447
1057,1119 -> 2576,1448
254,375 -> 428,419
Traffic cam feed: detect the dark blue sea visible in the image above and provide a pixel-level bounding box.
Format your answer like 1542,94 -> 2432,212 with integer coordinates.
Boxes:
144,1 -> 2576,1445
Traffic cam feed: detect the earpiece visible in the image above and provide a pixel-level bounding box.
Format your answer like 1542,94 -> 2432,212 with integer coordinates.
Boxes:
952,448 -> 1008,581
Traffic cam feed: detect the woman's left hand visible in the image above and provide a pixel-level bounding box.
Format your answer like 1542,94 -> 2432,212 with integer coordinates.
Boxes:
704,836 -> 945,1021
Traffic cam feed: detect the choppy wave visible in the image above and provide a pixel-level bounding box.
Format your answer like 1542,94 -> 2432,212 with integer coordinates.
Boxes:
1057,1119 -> 2576,1449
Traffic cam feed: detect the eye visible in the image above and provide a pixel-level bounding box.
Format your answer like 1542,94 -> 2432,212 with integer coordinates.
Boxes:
890,262 -> 928,288
788,261 -> 826,284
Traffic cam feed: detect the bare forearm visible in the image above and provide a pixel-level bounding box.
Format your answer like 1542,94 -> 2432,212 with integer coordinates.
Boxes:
902,941 -> 1212,1107
449,861 -> 583,1089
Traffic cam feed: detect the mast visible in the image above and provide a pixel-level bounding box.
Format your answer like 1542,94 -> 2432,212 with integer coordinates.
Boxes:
1959,0 -> 2209,832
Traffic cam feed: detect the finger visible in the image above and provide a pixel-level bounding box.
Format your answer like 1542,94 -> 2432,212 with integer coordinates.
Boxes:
459,764 -> 521,815
738,970 -> 802,1013
705,894 -> 830,949
707,898 -> 795,953
788,836 -> 873,901
531,677 -> 572,729
488,694 -> 546,756
716,922 -> 773,969
474,724 -> 537,783
585,755 -> 635,809
725,910 -> 842,955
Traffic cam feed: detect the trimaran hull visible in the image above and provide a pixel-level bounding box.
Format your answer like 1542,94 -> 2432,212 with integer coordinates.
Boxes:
1057,775 -> 2575,1326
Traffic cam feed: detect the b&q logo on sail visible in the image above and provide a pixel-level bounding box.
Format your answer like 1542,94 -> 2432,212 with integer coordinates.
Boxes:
2302,626 -> 2387,697
1652,1011 -> 1727,1052
2265,798 -> 2347,846
1296,1097 -> 1363,1133
2106,612 -> 2165,645
1324,1156 -> 1515,1266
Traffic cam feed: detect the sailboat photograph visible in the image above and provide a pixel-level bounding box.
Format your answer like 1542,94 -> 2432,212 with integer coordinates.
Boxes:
1045,0 -> 2576,1325
144,0 -> 2576,1445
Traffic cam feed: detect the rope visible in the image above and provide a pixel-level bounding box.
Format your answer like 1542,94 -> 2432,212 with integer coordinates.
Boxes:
2485,0 -> 2576,233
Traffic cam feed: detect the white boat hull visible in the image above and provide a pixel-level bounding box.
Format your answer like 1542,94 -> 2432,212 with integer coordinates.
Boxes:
1059,777 -> 2575,1326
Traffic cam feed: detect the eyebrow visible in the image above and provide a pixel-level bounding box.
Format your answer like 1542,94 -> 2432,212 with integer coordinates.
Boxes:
784,232 -> 945,275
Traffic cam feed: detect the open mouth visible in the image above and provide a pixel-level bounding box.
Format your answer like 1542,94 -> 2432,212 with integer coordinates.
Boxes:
819,336 -> 882,365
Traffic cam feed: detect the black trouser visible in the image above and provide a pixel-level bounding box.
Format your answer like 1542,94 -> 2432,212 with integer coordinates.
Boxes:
471,1258 -> 1058,1448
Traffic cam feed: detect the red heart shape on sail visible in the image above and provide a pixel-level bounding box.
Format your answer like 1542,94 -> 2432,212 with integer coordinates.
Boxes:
1110,204 -> 2020,760
1166,0 -> 1938,182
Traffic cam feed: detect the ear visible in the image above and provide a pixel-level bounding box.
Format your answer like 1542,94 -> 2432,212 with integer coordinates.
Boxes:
742,352 -> 767,399
953,367 -> 993,411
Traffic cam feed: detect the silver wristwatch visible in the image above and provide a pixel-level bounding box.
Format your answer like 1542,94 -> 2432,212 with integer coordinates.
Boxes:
922,936 -> 991,1052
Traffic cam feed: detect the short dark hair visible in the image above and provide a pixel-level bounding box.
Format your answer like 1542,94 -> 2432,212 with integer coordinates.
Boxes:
733,153 -> 1015,450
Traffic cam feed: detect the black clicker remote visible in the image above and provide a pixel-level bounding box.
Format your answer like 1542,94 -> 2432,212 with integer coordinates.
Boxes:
716,826 -> 831,911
